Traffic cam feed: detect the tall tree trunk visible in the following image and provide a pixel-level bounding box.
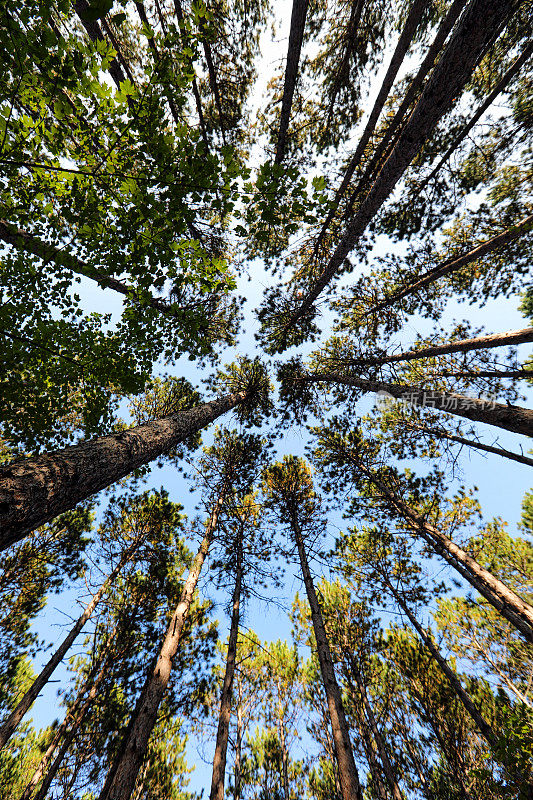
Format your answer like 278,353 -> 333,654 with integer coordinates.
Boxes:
314,0 -> 430,254
348,658 -> 404,800
404,421 -> 533,469
285,0 -> 520,330
0,538 -> 140,750
233,682 -> 243,800
20,640 -> 115,800
418,43 -> 533,190
0,220 -> 177,316
210,525 -> 243,800
346,326 -> 533,367
274,0 -> 309,164
99,496 -> 224,800
0,392 -> 244,548
291,511 -> 362,800
277,712 -> 290,800
300,372 -> 533,438
364,217 -> 533,319
357,463 -> 533,643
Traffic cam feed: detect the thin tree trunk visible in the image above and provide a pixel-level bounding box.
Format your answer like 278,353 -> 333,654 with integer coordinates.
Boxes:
233,682 -> 243,800
285,0 -> 519,331
0,538 -> 140,750
74,0 -> 128,89
0,220 -> 177,315
300,372 -> 533,438
418,42 -> 533,190
357,463 -> 533,642
347,676 -> 388,800
362,216 -> 533,319
314,0 -> 429,255
0,391 -> 244,548
99,496 -> 224,800
291,511 -> 362,800
20,637 -> 116,800
172,0 -> 209,148
468,633 -> 533,708
404,421 -> 533,468
274,0 -> 309,164
349,658 -> 404,800
323,0 -> 365,130
278,712 -> 290,800
346,326 -> 533,367
210,525 -> 243,800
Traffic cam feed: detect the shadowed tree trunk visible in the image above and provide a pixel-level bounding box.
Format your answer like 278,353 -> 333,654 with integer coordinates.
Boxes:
363,217 -> 533,319
210,523 -> 243,800
274,0 -> 309,164
299,371 -> 533,437
0,537 -> 141,750
0,391 -> 244,548
291,510 -> 362,800
99,494 -> 224,800
285,0 -> 520,331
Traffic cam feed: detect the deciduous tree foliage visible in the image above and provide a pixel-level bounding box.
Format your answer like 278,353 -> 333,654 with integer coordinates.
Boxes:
0,0 -> 532,797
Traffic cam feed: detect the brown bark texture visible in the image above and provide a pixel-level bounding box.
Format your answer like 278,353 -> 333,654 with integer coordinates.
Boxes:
0,540 -> 137,751
0,392 -> 243,548
209,529 -> 243,800
274,0 -> 309,164
301,372 -> 533,438
99,498 -> 223,800
286,0 -> 520,329
292,513 -> 362,800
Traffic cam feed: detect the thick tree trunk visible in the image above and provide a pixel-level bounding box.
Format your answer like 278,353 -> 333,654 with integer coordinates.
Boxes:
419,43 -> 533,190
20,641 -> 114,800
347,326 -> 533,367
349,659 -> 404,800
99,497 -> 223,800
315,0 -> 429,254
274,0 -> 309,164
301,372 -> 533,438
364,217 -> 533,318
405,422 -> 533,468
286,0 -> 520,329
0,539 -> 139,750
360,465 -> 533,643
291,512 -> 362,800
0,220 -> 177,315
0,392 -> 243,548
210,527 -> 243,800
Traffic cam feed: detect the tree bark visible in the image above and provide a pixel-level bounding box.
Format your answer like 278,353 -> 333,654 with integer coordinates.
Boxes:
210,525 -> 243,800
0,219 -> 178,316
347,673 -> 388,800
348,659 -> 404,800
233,682 -> 243,800
347,326 -> 533,367
291,512 -> 362,800
363,216 -> 533,318
99,496 -> 223,800
274,0 -> 310,164
359,464 -> 533,643
19,637 -> 116,800
300,372 -> 533,438
404,422 -> 533,469
0,539 -> 139,751
314,0 -> 430,254
0,392 -> 244,548
418,42 -> 533,190
285,0 -> 520,330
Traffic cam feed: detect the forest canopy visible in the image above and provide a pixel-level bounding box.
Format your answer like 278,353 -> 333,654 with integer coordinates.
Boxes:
0,0 -> 532,798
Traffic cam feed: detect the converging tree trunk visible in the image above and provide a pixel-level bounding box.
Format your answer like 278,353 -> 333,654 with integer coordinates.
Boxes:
291,511 -> 362,800
300,372 -> 533,438
210,524 -> 243,800
274,0 -> 309,164
99,495 -> 224,800
0,392 -> 244,548
286,0 -> 519,330
359,464 -> 533,643
0,538 -> 140,751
